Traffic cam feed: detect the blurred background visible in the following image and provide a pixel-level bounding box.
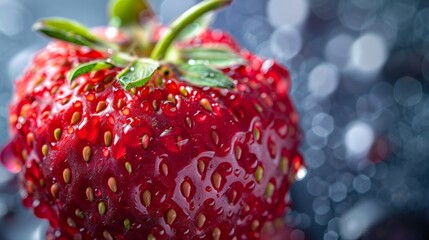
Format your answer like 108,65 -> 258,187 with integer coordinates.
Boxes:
1,0 -> 429,239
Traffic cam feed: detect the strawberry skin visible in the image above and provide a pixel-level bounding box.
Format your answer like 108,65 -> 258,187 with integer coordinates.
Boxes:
1,19 -> 303,240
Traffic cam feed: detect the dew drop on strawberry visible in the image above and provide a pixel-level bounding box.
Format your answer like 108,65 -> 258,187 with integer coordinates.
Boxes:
274,119 -> 289,138
159,126 -> 189,153
76,116 -> 101,144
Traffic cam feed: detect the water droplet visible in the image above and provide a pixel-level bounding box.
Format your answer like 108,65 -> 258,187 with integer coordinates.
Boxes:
159,127 -> 189,153
295,166 -> 307,181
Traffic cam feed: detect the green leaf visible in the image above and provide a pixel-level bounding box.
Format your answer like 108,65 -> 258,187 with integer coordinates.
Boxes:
33,18 -> 111,49
117,59 -> 160,90
109,0 -> 154,27
109,52 -> 137,67
179,63 -> 235,89
68,60 -> 115,83
181,45 -> 246,68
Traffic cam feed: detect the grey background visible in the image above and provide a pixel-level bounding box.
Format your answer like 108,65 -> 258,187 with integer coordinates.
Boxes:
1,0 -> 429,239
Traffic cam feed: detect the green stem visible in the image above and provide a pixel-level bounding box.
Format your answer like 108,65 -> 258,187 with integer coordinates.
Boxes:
150,0 -> 232,60
109,0 -> 155,27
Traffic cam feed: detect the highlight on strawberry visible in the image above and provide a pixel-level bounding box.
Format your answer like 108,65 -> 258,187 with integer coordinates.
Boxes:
0,0 -> 305,239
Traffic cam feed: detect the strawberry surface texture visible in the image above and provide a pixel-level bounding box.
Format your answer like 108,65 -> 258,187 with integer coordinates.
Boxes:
0,0 -> 304,239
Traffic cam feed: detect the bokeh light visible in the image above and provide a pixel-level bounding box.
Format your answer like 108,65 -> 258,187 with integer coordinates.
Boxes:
267,0 -> 309,27
349,33 -> 387,74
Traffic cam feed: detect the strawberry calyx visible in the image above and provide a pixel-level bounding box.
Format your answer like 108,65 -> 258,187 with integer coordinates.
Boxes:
33,0 -> 241,90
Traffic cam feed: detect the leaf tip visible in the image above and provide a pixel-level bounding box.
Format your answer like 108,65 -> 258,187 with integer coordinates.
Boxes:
32,20 -> 44,32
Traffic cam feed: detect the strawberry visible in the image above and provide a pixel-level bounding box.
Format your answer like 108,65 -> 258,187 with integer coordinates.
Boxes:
0,0 -> 304,239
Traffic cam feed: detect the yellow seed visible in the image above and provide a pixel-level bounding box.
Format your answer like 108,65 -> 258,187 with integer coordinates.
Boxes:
54,128 -> 62,141
104,131 -> 112,147
253,127 -> 261,141
22,150 -> 28,160
26,133 -> 34,147
181,181 -> 191,198
9,114 -> 17,125
71,81 -> 80,89
125,162 -> 132,174
75,208 -> 84,219
228,189 -> 238,204
63,168 -> 71,184
84,83 -> 93,92
254,103 -> 263,113
103,231 -> 113,240
62,97 -> 70,105
51,86 -> 59,95
161,163 -> 168,176
33,76 -> 44,87
148,100 -> 159,110
200,98 -> 213,112
141,134 -> 150,149
155,76 -> 163,86
147,234 -> 156,240
142,190 -> 151,207
251,220 -> 260,231
212,227 -> 221,240
86,187 -> 94,202
197,213 -> 206,228
198,160 -> 205,175
124,218 -> 131,231
166,209 -> 177,225
67,218 -> 76,228
212,172 -> 222,190
82,146 -> 91,162
103,75 -> 114,83
234,145 -> 242,160
98,202 -> 106,215
255,166 -> 264,183
265,182 -> 275,199
211,130 -> 219,145
179,86 -> 188,96
108,177 -> 118,193
42,144 -> 48,156
50,183 -> 59,198
167,94 -> 176,103
96,101 -> 107,113
20,104 -> 30,117
71,112 -> 81,125
39,179 -> 45,187
26,181 -> 35,194
185,116 -> 192,129
122,107 -> 130,115
279,156 -> 288,174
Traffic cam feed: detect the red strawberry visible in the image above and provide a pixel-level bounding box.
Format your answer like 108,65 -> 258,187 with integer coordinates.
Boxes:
0,0 -> 304,239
